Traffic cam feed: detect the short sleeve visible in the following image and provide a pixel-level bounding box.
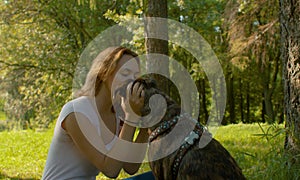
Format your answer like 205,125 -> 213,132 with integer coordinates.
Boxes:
56,97 -> 101,136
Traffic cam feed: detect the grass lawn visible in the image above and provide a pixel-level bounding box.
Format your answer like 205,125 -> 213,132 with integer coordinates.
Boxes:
0,123 -> 299,180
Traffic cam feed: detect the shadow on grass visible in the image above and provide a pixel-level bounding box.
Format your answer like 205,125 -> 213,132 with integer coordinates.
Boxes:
0,173 -> 39,180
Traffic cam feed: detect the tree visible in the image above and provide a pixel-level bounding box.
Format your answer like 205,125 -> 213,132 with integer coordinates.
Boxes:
224,0 -> 282,124
167,0 -> 227,123
144,0 -> 170,95
280,0 -> 300,155
0,0 -> 76,128
0,0 -> 117,128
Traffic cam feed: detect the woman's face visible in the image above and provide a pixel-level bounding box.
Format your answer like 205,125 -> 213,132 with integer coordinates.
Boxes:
108,54 -> 140,96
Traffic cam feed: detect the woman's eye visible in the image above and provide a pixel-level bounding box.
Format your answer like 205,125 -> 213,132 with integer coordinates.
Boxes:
121,69 -> 131,76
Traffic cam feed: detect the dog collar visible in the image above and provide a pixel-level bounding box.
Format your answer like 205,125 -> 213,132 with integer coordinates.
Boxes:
148,113 -> 210,179
149,113 -> 189,142
172,121 -> 207,179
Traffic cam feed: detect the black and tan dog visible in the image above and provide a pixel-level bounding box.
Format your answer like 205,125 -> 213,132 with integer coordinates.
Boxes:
115,77 -> 246,180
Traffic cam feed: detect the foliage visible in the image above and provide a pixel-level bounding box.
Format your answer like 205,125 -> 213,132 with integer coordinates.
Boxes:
0,0 -> 284,129
1,124 -> 299,179
0,1 -> 296,179
0,0 -> 117,128
224,0 -> 283,124
0,1 -> 74,129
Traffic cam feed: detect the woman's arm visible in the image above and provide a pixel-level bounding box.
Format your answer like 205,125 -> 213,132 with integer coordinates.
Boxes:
63,112 -> 139,178
118,81 -> 149,174
122,128 -> 149,174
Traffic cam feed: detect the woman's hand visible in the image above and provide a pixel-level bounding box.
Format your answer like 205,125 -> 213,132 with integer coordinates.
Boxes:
121,81 -> 145,126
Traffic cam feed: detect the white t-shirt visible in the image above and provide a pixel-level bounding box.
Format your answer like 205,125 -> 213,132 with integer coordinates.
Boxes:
42,96 -> 120,180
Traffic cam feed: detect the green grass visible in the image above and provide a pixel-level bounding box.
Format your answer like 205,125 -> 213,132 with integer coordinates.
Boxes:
0,123 -> 299,180
214,123 -> 299,180
0,130 -> 52,179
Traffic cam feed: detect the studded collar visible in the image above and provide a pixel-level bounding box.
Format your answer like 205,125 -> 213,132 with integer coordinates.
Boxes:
148,113 -> 209,179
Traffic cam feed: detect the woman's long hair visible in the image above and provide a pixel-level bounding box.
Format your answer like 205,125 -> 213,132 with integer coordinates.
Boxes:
74,46 -> 138,97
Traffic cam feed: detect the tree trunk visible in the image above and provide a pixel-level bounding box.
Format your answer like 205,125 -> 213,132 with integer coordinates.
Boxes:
262,63 -> 275,123
227,73 -> 235,124
196,79 -> 208,124
201,78 -> 209,123
264,87 -> 275,123
239,78 -> 244,123
280,0 -> 300,155
246,83 -> 250,123
261,93 -> 266,123
144,0 -> 170,95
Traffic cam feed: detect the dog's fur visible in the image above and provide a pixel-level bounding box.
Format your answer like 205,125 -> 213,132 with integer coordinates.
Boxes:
136,78 -> 245,180
116,77 -> 246,180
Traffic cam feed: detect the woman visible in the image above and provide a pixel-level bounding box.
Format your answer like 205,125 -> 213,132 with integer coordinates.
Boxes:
42,47 -> 151,179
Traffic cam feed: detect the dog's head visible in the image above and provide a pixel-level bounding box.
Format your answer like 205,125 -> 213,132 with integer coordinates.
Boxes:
113,75 -> 180,130
132,76 -> 160,116
134,76 -> 181,130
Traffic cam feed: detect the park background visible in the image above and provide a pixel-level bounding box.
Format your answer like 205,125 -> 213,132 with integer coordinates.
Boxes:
0,0 -> 299,179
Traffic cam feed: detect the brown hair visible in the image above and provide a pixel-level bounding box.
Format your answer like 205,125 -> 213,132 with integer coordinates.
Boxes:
75,46 -> 138,97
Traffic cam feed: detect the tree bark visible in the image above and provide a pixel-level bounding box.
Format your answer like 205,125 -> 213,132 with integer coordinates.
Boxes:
261,93 -> 266,123
196,79 -> 208,124
202,79 -> 209,122
144,0 -> 170,95
239,78 -> 244,123
262,63 -> 275,123
280,0 -> 300,155
246,83 -> 250,123
264,87 -> 275,123
227,73 -> 235,124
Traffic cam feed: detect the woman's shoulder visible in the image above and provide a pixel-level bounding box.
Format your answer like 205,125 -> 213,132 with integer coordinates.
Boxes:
58,96 -> 97,127
58,96 -> 92,118
61,96 -> 101,133
71,96 -> 91,103
63,96 -> 92,107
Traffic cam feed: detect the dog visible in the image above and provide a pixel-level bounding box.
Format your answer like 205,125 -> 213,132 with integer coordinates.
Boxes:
115,77 -> 246,180
135,77 -> 246,180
